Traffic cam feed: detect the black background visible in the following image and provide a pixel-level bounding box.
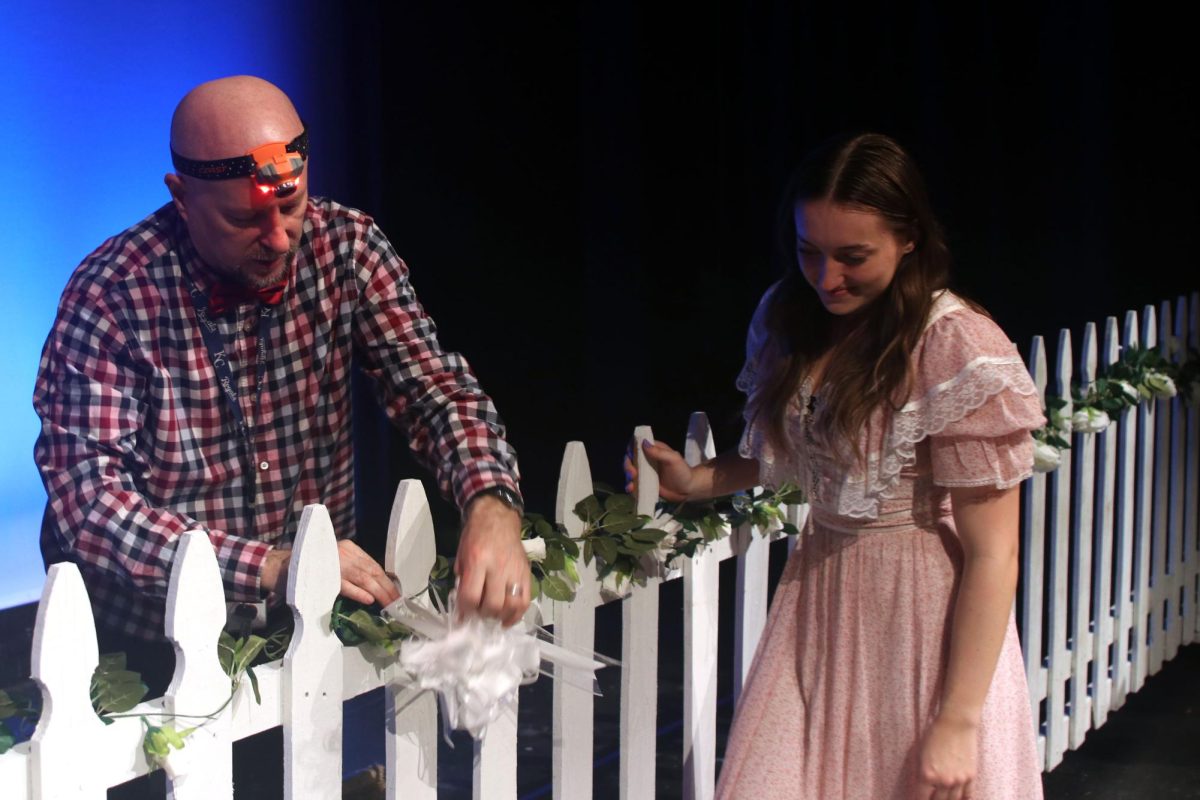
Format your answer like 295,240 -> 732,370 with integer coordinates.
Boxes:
297,1 -> 1196,553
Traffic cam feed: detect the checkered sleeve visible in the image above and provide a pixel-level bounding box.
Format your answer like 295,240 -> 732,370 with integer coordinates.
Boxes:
349,222 -> 522,510
33,281 -> 273,606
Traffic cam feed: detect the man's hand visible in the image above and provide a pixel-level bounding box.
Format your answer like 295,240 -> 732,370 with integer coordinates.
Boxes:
455,493 -> 530,626
260,540 -> 400,607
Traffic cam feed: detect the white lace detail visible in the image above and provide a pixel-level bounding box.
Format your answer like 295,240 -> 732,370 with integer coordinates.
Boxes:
830,356 -> 1038,518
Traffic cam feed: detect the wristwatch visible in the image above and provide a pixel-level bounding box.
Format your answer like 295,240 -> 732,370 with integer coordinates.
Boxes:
466,485 -> 525,517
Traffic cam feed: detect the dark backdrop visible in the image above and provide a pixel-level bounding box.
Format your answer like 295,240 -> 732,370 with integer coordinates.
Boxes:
299,1 -> 1196,553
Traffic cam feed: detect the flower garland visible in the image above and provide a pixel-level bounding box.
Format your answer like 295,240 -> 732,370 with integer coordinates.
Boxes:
0,485 -> 804,761
1032,341 -> 1199,472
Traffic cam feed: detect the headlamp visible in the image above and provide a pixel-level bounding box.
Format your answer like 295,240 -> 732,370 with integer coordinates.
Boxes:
171,126 -> 309,198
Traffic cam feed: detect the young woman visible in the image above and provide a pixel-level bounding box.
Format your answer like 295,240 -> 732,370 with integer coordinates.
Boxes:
639,133 -> 1045,799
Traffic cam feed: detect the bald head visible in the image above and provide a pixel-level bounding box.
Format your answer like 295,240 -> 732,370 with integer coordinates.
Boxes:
170,76 -> 303,160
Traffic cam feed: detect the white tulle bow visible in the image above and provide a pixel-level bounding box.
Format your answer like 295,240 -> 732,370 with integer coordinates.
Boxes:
384,595 -> 609,740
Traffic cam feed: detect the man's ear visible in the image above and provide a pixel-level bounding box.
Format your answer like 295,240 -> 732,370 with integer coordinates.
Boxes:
164,173 -> 189,222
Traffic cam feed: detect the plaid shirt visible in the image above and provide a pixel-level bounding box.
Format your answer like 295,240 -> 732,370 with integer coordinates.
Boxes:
34,198 -> 521,640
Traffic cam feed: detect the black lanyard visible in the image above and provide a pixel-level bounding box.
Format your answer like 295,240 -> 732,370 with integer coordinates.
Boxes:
183,271 -> 278,534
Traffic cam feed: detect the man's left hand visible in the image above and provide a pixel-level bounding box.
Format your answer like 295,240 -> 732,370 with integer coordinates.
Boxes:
454,494 -> 530,626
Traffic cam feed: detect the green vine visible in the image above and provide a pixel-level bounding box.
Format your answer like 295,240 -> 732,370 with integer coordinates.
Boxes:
1032,341 -> 1198,472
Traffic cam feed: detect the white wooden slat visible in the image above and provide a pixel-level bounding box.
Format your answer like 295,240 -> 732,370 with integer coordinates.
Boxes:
1090,318 -> 1119,727
1068,323 -> 1098,748
553,442 -> 600,800
1044,328 -> 1072,769
0,746 -> 28,800
732,516 -> 769,707
475,706 -> 518,800
682,412 -> 719,800
383,480 -> 438,800
164,530 -> 235,799
1149,302 -> 1172,676
283,505 -> 344,800
1111,311 -> 1139,709
1132,306 -> 1157,691
1165,296 -> 1188,659
1020,334 -> 1048,765
620,425 -> 660,800
1187,292 -> 1200,644
29,564 -> 108,799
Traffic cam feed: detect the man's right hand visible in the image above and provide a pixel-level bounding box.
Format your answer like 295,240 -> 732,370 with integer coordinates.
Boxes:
260,540 -> 400,607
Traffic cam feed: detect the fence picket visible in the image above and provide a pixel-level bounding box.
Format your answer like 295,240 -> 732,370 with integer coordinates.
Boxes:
475,707 -> 518,800
1044,328 -> 1073,769
1165,297 -> 1188,660
1068,323 -> 1098,747
682,413 -> 720,800
553,442 -> 600,800
620,425 -> 661,800
283,505 -> 344,799
29,564 -> 108,799
1132,306 -> 1158,691
164,530 -> 234,798
1187,292 -> 1200,644
1149,303 -> 1173,676
1021,335 -> 1049,765
1090,318 -> 1119,728
1111,311 -> 1139,708
384,479 -> 439,800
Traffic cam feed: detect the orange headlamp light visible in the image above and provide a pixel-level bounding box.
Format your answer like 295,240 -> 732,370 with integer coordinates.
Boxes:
171,125 -> 309,198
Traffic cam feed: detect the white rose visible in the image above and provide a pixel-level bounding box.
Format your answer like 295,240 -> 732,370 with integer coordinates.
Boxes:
521,537 -> 547,563
1071,407 -> 1110,434
1144,372 -> 1177,399
1112,379 -> 1140,404
1033,440 -> 1061,472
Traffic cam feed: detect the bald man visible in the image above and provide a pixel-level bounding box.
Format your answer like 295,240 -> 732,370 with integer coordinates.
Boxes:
33,77 -> 530,675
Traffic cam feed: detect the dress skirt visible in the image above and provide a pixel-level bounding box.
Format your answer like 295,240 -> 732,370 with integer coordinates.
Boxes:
715,522 -> 1043,800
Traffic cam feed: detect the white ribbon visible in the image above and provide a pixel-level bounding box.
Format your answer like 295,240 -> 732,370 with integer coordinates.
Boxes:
383,594 -> 611,740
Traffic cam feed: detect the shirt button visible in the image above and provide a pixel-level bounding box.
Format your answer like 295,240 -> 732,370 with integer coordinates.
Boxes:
259,461 -> 270,471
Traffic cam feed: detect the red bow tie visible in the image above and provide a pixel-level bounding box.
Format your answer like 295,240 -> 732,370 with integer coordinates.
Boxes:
207,280 -> 288,316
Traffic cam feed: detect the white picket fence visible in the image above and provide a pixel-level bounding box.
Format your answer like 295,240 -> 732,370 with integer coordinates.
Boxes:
0,291 -> 1196,797
1020,293 -> 1200,770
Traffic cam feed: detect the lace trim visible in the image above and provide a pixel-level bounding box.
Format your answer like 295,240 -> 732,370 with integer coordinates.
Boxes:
832,356 -> 1037,518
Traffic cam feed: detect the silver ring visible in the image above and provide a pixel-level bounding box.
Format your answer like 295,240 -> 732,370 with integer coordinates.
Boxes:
507,583 -> 521,598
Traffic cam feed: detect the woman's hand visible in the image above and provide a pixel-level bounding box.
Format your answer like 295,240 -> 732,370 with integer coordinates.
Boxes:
623,438 -> 696,503
914,714 -> 978,800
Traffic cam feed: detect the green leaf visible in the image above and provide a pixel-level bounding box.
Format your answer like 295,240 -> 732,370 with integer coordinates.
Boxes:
0,691 -> 17,720
574,495 -> 602,522
592,537 -> 619,564
540,574 -> 576,602
559,537 -> 580,559
530,574 -> 542,600
534,518 -> 554,538
582,540 -> 593,566
542,546 -> 566,572
247,667 -> 261,705
603,493 -> 635,515
629,528 -> 669,544
91,661 -> 147,716
0,724 -> 13,755
563,557 -> 580,585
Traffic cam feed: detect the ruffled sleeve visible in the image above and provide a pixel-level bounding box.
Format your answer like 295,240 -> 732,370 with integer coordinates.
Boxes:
912,298 -> 1046,489
736,281 -> 800,487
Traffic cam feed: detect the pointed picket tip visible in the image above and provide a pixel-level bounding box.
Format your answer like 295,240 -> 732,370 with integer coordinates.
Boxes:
288,504 -> 341,620
1142,305 -> 1158,349
685,412 -> 716,467
1080,322 -> 1098,385
556,441 -> 593,539
385,479 -> 437,599
1029,335 -> 1047,393
1103,317 -> 1119,367
633,424 -> 659,518
1054,329 -> 1074,397
1122,310 -> 1139,350
31,563 -> 100,709
165,530 -> 226,652
165,530 -> 229,705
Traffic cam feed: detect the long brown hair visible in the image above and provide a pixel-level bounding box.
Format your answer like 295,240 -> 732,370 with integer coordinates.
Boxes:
747,133 -> 953,458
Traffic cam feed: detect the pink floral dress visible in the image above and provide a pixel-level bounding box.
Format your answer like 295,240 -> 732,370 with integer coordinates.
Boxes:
715,290 -> 1045,800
